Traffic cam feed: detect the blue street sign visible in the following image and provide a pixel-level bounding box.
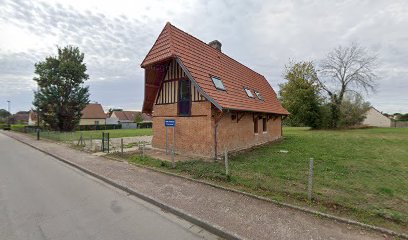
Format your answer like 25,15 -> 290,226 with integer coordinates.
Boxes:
165,119 -> 176,127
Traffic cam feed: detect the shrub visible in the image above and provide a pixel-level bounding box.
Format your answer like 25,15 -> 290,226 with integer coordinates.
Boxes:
137,122 -> 152,128
10,124 -> 27,132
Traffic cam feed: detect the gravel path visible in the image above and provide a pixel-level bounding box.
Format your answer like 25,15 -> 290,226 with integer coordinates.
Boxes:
2,131 -> 393,240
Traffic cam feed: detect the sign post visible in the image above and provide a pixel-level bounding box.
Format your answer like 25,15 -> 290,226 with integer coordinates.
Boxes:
165,119 -> 176,156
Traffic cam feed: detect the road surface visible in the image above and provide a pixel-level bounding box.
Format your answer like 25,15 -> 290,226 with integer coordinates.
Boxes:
0,133 -> 219,240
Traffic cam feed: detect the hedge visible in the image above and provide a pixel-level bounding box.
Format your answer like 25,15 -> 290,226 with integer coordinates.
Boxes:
137,122 -> 152,128
10,124 -> 27,132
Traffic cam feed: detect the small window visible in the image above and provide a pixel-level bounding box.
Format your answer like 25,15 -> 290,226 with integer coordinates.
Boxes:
244,87 -> 254,98
255,91 -> 263,100
95,121 -> 99,125
262,118 -> 267,132
211,76 -> 226,90
254,118 -> 258,134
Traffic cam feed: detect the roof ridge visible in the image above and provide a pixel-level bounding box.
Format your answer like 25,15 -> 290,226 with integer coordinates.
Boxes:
140,23 -> 174,67
166,22 -> 176,56
170,24 -> 266,79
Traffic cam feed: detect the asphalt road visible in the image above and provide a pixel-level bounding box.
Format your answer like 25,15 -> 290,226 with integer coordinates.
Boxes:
0,133 -> 219,240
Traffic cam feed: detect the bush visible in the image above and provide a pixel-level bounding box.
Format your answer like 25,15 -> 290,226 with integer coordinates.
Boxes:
76,124 -> 122,131
10,124 -> 27,132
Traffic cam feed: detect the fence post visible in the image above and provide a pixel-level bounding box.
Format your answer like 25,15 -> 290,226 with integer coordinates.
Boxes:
224,149 -> 229,176
171,145 -> 175,168
308,158 -> 314,201
142,143 -> 145,158
121,138 -> 124,155
90,135 -> 93,150
107,133 -> 110,153
36,128 -> 40,140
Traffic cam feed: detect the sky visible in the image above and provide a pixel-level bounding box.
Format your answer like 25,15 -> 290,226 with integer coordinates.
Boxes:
0,0 -> 407,114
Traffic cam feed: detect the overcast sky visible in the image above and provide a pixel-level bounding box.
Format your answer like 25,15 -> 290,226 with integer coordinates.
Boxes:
0,0 -> 407,114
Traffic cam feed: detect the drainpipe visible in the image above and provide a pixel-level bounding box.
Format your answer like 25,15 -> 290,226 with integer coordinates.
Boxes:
214,111 -> 224,160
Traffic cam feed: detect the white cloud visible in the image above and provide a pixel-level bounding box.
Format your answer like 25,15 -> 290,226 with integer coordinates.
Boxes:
0,0 -> 407,113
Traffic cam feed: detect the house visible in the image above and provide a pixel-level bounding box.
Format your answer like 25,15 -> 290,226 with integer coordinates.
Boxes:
80,103 -> 107,125
28,110 -> 39,126
110,111 -> 153,128
111,111 -> 137,123
11,111 -> 29,124
363,107 -> 392,127
141,23 -> 289,158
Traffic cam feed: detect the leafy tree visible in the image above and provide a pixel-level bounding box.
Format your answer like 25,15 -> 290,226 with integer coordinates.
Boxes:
339,93 -> 371,127
279,61 -> 322,128
33,46 -> 90,131
0,109 -> 11,122
134,112 -> 143,123
317,43 -> 378,128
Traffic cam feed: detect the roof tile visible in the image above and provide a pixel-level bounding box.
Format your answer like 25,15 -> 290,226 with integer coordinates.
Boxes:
141,23 -> 289,115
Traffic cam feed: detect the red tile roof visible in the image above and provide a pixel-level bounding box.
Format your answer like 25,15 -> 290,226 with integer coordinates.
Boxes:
112,111 -> 136,121
81,103 -> 106,119
141,22 -> 289,115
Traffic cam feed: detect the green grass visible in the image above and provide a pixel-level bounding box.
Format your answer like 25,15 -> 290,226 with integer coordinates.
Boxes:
28,128 -> 152,141
124,127 -> 408,233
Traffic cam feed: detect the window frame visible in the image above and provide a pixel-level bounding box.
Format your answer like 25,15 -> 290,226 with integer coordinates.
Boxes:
210,76 -> 226,91
244,87 -> 254,98
262,118 -> 267,133
254,117 -> 259,134
254,90 -> 264,101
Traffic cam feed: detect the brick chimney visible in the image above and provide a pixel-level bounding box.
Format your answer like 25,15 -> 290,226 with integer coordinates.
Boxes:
208,40 -> 222,52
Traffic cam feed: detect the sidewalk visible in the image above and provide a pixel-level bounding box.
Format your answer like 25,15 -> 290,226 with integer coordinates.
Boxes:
2,131 -> 393,240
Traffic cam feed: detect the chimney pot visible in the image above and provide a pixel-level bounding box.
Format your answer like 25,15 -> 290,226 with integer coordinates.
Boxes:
208,40 -> 222,52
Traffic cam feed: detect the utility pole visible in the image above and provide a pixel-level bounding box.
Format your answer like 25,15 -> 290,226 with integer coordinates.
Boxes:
7,100 -> 10,126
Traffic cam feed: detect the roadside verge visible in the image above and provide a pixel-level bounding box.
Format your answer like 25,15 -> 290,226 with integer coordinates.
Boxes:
2,130 -> 406,240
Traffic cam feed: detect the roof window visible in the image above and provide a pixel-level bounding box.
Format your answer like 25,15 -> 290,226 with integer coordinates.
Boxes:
254,90 -> 263,100
244,87 -> 254,98
211,76 -> 226,90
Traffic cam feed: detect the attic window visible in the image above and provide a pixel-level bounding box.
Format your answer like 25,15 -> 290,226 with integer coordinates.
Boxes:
244,87 -> 254,98
254,91 -> 263,100
211,76 -> 225,90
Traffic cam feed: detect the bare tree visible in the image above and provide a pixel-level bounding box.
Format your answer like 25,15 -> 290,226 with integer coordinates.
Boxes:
318,43 -> 378,128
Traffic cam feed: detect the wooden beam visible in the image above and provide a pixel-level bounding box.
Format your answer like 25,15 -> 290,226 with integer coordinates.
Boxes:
237,112 -> 245,123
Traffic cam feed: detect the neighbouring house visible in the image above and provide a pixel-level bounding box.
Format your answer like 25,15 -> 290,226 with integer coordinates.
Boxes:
80,103 -> 107,126
363,107 -> 392,127
28,110 -> 39,126
110,111 -> 153,128
11,111 -> 29,124
141,23 -> 289,158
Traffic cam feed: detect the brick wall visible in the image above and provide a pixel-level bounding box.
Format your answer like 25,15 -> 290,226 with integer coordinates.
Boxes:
216,112 -> 282,155
152,101 -> 214,157
152,101 -> 283,158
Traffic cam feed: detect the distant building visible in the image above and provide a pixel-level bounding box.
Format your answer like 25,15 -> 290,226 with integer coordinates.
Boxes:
11,111 -> 29,124
80,103 -> 106,125
110,110 -> 152,128
363,107 -> 392,127
28,110 -> 39,126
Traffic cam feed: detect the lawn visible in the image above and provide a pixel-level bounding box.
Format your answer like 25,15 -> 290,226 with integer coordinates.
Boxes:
124,127 -> 408,233
29,128 -> 152,141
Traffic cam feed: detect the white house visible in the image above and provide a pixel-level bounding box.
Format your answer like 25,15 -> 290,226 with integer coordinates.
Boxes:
363,107 -> 392,127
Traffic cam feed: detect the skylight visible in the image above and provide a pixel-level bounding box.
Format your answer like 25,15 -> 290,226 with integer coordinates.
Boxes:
254,91 -> 263,100
244,87 -> 254,98
211,76 -> 226,90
